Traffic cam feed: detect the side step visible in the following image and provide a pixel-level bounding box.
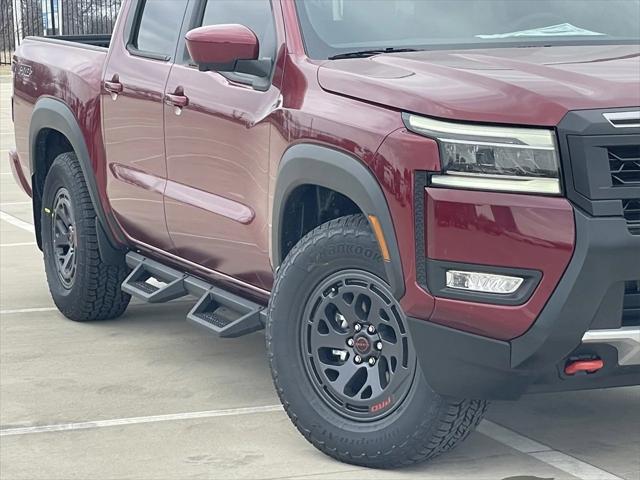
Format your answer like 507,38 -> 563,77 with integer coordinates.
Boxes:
123,252 -> 265,338
122,261 -> 187,303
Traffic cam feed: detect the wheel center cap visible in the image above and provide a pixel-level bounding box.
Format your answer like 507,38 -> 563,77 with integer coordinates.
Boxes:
354,335 -> 370,354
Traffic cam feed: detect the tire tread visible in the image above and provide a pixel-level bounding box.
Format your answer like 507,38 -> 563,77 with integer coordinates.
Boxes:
43,152 -> 130,321
266,214 -> 487,468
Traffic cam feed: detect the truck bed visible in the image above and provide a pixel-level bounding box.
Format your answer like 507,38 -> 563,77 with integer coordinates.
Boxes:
22,34 -> 111,52
11,35 -> 109,189
46,34 -> 111,49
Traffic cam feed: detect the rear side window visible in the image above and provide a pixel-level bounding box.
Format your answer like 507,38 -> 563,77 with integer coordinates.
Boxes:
132,0 -> 188,58
201,0 -> 276,64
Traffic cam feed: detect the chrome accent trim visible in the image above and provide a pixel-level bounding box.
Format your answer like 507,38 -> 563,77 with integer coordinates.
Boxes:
430,173 -> 561,194
405,114 -> 556,148
603,111 -> 640,128
582,327 -> 640,366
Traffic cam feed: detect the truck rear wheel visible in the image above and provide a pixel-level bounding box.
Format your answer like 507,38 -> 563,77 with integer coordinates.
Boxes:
41,152 -> 130,321
267,215 -> 487,468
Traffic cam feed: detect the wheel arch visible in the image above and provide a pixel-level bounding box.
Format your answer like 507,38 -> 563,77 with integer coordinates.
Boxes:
29,97 -> 123,256
272,143 -> 405,298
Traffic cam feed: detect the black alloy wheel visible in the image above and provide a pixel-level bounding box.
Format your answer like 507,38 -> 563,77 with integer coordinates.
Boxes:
51,187 -> 78,288
301,270 -> 415,420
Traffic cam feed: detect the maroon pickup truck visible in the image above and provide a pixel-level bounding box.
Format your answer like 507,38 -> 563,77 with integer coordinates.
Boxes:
8,0 -> 640,468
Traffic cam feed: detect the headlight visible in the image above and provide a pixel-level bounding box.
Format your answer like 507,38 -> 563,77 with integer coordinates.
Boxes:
403,113 -> 561,195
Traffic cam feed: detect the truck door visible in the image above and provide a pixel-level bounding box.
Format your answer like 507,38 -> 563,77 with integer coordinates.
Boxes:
102,0 -> 188,250
163,0 -> 282,289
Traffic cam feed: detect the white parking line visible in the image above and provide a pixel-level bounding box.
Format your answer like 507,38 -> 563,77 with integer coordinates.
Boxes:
0,210 -> 34,232
478,420 -> 623,480
0,405 -> 285,437
0,242 -> 36,247
0,201 -> 31,206
0,408 -> 625,480
0,307 -> 57,315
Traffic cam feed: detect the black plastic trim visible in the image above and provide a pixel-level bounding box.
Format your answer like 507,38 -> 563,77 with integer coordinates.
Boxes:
272,143 -> 405,298
96,219 -> 126,265
557,107 -> 640,217
406,317 -> 527,399
408,316 -> 640,399
126,46 -> 170,62
426,259 -> 541,306
414,171 -> 428,288
29,97 -> 125,250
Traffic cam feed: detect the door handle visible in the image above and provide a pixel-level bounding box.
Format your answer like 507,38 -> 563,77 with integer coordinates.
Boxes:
165,93 -> 189,109
104,81 -> 123,93
104,75 -> 123,100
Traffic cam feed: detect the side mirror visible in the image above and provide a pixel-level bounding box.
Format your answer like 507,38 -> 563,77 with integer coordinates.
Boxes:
185,24 -> 259,72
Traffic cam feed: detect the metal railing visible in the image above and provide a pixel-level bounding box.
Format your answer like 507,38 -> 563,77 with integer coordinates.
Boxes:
1,0 -> 122,65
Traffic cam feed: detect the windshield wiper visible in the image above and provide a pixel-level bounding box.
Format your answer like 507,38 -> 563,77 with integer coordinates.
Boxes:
328,47 -> 420,60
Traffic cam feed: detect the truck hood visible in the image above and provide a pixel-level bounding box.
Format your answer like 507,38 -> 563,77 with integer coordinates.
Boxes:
317,45 -> 640,126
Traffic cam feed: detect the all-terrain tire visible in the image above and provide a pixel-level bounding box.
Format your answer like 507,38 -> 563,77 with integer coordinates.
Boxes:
266,214 -> 487,468
41,152 -> 130,321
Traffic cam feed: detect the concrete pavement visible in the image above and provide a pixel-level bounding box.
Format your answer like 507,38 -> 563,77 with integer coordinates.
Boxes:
1,72 -> 638,480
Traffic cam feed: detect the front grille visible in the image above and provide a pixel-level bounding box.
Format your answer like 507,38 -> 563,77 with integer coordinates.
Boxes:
623,199 -> 640,234
559,109 -> 640,235
623,280 -> 640,327
609,145 -> 640,186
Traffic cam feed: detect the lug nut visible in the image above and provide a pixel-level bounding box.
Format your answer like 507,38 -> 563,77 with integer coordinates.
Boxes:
375,341 -> 383,351
354,323 -> 362,332
368,357 -> 376,366
354,355 -> 363,364
367,325 -> 376,334
347,338 -> 354,347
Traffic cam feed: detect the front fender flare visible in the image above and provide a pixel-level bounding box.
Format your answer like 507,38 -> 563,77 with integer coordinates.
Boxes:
272,144 -> 405,298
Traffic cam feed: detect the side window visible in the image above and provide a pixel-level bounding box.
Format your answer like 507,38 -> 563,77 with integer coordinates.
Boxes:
132,0 -> 188,58
200,0 -> 277,66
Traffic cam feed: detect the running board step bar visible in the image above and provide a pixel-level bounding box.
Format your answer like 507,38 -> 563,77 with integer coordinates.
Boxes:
123,252 -> 265,338
122,261 -> 187,303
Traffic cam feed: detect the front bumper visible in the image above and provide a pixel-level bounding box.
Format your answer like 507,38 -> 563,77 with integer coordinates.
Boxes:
409,208 -> 640,400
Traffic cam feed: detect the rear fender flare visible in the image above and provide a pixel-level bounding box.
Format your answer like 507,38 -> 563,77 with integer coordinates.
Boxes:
29,96 -> 122,251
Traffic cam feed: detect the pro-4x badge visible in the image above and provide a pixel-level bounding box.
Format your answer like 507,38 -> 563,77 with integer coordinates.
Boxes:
370,396 -> 393,413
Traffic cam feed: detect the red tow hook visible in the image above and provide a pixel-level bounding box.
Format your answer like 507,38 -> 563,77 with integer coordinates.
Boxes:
564,359 -> 604,376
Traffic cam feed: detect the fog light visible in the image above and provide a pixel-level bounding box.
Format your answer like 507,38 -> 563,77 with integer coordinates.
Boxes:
445,270 -> 523,294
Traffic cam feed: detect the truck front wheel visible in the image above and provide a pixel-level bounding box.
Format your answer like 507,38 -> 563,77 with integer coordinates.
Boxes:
267,215 -> 486,468
41,152 -> 130,321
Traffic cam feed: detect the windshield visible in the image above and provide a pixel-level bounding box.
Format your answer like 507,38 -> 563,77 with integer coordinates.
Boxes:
295,0 -> 640,59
